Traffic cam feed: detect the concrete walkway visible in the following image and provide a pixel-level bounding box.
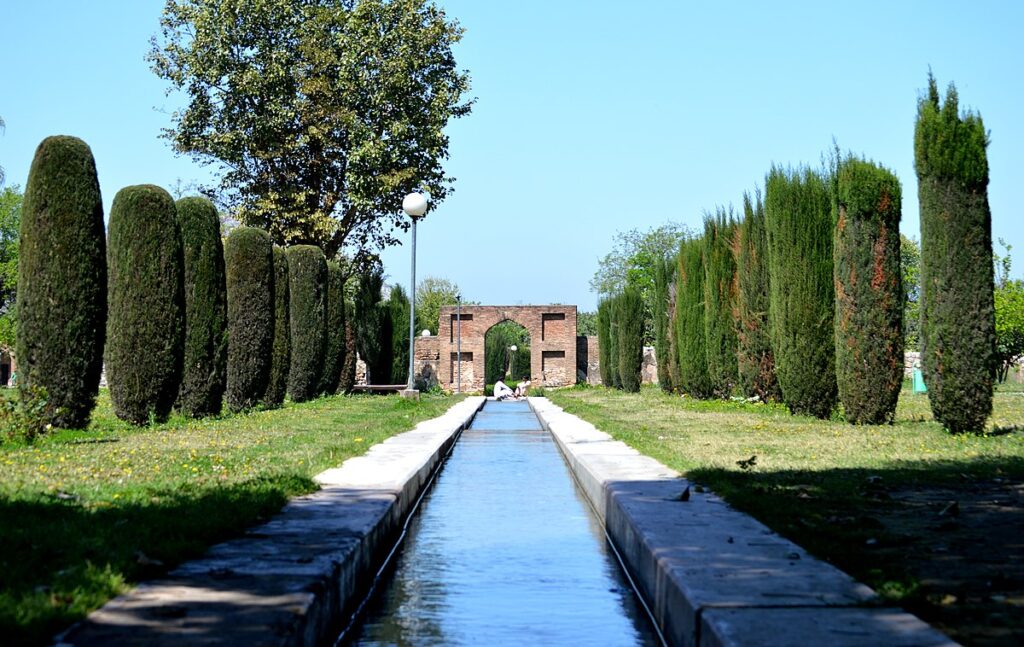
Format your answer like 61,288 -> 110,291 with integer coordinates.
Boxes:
55,396 -> 486,647
529,397 -> 958,647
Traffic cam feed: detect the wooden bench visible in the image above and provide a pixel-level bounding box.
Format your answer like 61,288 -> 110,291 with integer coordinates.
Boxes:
349,384 -> 408,394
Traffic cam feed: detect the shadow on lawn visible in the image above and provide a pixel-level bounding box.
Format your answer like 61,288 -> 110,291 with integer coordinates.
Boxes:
0,473 -> 317,647
687,455 -> 1024,647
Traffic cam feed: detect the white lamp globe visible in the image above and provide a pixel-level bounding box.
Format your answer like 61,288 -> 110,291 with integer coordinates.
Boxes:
510,345 -> 518,352
402,192 -> 428,218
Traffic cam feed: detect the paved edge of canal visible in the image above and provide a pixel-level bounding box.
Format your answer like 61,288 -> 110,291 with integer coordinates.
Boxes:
528,396 -> 959,647
55,396 -> 487,647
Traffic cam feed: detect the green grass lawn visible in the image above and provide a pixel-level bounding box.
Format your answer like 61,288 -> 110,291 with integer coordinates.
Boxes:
0,389 -> 464,647
546,384 -> 1024,646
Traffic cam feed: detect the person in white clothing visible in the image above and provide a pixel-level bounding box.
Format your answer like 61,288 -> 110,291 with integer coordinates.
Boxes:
493,379 -> 515,400
514,378 -> 531,398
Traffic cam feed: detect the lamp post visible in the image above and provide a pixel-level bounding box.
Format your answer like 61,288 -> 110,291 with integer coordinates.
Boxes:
509,344 -> 518,380
456,293 -> 462,394
402,191 -> 428,398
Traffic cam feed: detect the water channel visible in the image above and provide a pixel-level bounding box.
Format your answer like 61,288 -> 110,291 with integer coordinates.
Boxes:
343,400 -> 660,646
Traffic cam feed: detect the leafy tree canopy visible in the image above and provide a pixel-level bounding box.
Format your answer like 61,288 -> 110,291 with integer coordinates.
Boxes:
576,310 -> 597,336
414,275 -> 473,334
995,240 -> 1024,382
590,221 -> 690,344
901,234 -> 921,351
0,185 -> 21,349
149,0 -> 473,261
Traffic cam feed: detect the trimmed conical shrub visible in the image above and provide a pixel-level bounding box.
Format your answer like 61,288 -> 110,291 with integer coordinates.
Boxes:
703,209 -> 739,398
287,245 -> 327,401
833,157 -> 903,424
765,166 -> 836,419
915,74 -> 995,433
16,135 -> 107,429
597,298 -> 612,386
106,185 -> 184,425
736,191 -> 781,402
617,286 -> 644,392
175,197 -> 227,417
676,238 -> 712,398
319,261 -> 346,394
263,246 -> 290,408
653,255 -> 675,391
225,227 -> 274,412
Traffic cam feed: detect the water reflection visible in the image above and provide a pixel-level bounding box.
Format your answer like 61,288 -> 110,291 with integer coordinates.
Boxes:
347,401 -> 659,646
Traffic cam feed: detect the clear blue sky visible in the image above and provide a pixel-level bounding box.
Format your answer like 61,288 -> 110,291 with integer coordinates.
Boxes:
2,1 -> 1021,312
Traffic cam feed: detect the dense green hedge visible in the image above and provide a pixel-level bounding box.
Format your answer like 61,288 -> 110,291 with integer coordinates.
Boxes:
765,166 -> 836,419
263,246 -> 290,408
616,287 -> 644,392
703,209 -> 739,398
915,75 -> 995,433
16,135 -> 107,429
833,157 -> 904,424
287,245 -> 327,401
597,298 -> 612,386
675,237 -> 712,398
224,227 -> 274,412
175,197 -> 227,417
653,255 -> 675,391
736,192 -> 780,401
319,261 -> 346,394
105,185 -> 184,425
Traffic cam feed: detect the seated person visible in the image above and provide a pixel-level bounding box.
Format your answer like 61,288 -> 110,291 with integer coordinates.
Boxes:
493,379 -> 515,400
514,378 -> 531,398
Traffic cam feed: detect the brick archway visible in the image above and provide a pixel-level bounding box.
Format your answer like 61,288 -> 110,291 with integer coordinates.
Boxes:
437,305 -> 577,392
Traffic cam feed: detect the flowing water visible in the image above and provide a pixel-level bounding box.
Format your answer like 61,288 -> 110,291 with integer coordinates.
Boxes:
343,400 -> 660,646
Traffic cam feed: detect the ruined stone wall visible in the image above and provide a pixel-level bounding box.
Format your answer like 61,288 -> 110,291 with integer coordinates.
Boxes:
437,305 -> 578,392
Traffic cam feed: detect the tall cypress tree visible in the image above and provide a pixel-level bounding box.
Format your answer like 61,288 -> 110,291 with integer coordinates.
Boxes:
833,156 -> 904,424
617,286 -> 644,392
915,74 -> 995,433
105,185 -> 185,425
703,208 -> 739,398
736,191 -> 780,401
263,246 -> 290,408
287,245 -> 327,401
224,227 -> 273,412
676,237 -> 712,398
607,294 -> 621,388
17,135 -> 107,429
389,284 -> 411,384
319,261 -> 346,394
354,262 -> 391,384
653,255 -> 675,391
175,197 -> 227,417
765,166 -> 836,419
597,298 -> 612,386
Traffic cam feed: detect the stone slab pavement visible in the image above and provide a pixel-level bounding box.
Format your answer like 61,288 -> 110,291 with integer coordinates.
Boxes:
54,396 -> 486,647
528,397 -> 957,647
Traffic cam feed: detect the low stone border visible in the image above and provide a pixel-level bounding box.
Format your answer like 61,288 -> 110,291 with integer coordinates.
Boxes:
528,397 -> 957,647
55,396 -> 486,647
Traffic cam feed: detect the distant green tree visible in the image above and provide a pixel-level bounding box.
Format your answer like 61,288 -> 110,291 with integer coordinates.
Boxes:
576,310 -> 598,336
901,234 -> 921,351
389,284 -> 411,384
915,73 -> 995,433
616,287 -> 644,392
994,241 -> 1024,382
416,276 -> 466,334
765,166 -> 836,419
485,320 -> 529,384
832,156 -> 903,424
735,191 -> 780,401
0,116 -> 6,186
0,186 -> 22,349
675,237 -> 712,398
703,209 -> 739,398
591,222 -> 691,344
354,261 -> 392,384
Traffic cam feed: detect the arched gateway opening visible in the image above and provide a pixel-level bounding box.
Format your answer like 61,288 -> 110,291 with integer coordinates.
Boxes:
436,305 -> 577,392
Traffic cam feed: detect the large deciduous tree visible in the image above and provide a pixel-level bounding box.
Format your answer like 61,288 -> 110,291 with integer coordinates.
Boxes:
915,74 -> 995,433
415,276 -> 464,334
149,0 -> 472,261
